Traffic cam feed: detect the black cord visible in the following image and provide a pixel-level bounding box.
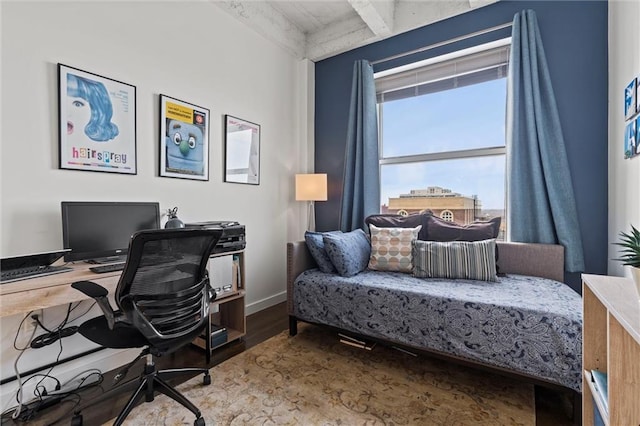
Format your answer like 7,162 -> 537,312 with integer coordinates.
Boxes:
17,374 -> 61,392
31,304 -> 78,349
26,331 -> 65,408
13,311 -> 35,351
30,327 -> 78,349
7,306 -> 99,422
68,300 -> 97,323
2,370 -> 104,423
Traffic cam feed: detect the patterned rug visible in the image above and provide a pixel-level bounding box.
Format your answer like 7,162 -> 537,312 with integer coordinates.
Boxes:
117,324 -> 535,425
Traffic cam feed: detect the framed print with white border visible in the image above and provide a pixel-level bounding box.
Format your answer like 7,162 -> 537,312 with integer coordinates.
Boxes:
224,115 -> 260,185
58,64 -> 137,174
159,95 -> 210,181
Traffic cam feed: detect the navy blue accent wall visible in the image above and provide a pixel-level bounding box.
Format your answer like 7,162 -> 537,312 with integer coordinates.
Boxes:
314,0 -> 608,291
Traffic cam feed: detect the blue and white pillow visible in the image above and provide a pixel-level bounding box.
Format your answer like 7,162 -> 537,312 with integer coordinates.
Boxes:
305,230 -> 341,273
323,229 -> 371,277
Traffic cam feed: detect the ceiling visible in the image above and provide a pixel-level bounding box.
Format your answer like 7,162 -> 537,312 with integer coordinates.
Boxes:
213,0 -> 498,62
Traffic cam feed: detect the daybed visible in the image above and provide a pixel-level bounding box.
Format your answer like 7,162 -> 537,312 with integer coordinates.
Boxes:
287,239 -> 583,402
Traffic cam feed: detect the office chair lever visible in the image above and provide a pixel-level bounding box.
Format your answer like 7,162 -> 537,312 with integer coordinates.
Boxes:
72,280 -> 116,329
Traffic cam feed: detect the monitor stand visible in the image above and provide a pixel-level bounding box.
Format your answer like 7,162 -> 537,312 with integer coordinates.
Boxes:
87,255 -> 126,264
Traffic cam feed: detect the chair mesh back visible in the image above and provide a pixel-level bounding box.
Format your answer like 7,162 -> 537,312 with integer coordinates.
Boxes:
115,229 -> 221,349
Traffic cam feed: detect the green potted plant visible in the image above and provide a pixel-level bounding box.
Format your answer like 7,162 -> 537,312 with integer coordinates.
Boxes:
615,224 -> 640,296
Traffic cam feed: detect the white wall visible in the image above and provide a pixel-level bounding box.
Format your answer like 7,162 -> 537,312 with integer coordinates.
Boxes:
0,1 -> 311,408
608,0 -> 640,276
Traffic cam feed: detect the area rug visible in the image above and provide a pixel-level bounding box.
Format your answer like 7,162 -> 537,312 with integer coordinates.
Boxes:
118,324 -> 535,425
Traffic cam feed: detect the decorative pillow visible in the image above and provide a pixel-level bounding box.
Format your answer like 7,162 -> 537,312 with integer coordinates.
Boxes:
425,215 -> 501,241
305,230 -> 341,273
365,212 -> 432,240
412,239 -> 497,282
323,229 -> 371,277
368,224 -> 421,273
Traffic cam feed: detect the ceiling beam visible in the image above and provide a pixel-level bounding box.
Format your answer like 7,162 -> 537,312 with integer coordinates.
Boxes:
214,0 -> 500,62
306,15 -> 374,61
213,0 -> 306,59
347,0 -> 395,37
469,0 -> 497,9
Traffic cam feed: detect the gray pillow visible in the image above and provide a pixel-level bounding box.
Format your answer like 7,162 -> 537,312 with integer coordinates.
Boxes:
323,229 -> 371,277
425,215 -> 501,241
365,212 -> 432,240
412,239 -> 497,282
305,230 -> 341,273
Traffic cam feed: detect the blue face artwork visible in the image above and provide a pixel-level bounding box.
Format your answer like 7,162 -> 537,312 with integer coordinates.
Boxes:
166,120 -> 204,174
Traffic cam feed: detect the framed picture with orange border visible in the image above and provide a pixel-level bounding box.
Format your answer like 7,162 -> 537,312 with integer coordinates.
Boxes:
159,94 -> 210,181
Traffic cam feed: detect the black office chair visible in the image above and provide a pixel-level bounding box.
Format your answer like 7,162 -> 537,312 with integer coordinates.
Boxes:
70,228 -> 223,426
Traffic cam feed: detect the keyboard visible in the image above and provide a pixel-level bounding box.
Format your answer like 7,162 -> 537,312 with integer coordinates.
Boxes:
1,265 -> 72,283
89,263 -> 125,274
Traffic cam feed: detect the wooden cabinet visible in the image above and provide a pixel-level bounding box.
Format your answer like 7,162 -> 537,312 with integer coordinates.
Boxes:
193,250 -> 246,363
582,274 -> 640,425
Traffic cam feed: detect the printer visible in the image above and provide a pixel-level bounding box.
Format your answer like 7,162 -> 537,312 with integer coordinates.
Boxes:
184,221 -> 246,254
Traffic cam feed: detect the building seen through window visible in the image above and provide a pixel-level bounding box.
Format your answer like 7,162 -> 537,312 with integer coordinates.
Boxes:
382,186 -> 505,240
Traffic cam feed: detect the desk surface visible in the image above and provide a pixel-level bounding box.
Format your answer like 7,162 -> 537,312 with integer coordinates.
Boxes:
0,263 -> 121,318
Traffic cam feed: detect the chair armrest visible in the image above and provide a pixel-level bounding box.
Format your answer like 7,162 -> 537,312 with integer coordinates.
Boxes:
71,280 -> 116,329
71,280 -> 109,297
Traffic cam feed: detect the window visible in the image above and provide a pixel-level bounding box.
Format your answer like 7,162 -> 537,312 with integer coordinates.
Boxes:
375,39 -> 509,239
440,210 -> 454,222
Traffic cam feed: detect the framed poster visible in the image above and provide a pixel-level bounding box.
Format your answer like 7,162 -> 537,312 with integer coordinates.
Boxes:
58,64 -> 137,174
625,119 -> 637,159
159,95 -> 210,181
625,78 -> 637,121
224,115 -> 260,185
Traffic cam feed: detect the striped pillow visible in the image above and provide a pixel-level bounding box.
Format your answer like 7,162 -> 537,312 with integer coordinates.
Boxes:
369,224 -> 421,273
412,239 -> 497,282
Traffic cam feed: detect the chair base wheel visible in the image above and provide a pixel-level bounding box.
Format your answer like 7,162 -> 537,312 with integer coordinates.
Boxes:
195,416 -> 205,426
203,373 -> 211,385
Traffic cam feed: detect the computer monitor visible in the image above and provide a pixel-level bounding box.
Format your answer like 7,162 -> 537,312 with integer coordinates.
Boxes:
61,201 -> 161,263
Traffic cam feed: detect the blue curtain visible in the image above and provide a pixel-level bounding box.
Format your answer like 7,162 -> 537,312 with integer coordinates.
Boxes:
340,60 -> 380,232
507,10 -> 584,272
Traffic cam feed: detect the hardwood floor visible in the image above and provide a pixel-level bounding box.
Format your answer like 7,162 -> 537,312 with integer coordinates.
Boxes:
3,302 -> 574,425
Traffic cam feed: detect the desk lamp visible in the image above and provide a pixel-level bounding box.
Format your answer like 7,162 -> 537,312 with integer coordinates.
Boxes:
165,207 -> 185,229
295,173 -> 327,231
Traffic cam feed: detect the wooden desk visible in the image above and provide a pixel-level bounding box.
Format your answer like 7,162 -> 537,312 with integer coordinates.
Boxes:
0,264 -> 121,318
0,253 -> 247,364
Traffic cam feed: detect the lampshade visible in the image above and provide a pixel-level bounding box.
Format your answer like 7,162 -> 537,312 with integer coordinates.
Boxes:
295,174 -> 328,201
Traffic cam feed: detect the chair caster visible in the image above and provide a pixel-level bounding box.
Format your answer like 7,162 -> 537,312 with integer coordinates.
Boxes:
194,416 -> 205,426
203,372 -> 211,385
71,411 -> 83,426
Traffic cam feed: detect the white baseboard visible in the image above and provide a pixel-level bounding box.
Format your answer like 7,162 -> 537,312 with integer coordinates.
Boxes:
246,291 -> 286,315
0,348 -> 137,411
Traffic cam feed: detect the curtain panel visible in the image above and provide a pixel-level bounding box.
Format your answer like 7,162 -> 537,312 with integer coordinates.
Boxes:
340,60 -> 380,232
506,9 -> 585,273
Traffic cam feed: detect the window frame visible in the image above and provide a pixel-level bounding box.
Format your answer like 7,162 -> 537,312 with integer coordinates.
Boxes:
375,38 -> 511,219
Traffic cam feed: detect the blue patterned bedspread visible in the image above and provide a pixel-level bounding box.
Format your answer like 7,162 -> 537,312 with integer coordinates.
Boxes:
293,269 -> 582,392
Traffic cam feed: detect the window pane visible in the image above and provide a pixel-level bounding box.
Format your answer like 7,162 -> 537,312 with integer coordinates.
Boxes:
380,156 -> 506,239
381,78 -> 506,158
